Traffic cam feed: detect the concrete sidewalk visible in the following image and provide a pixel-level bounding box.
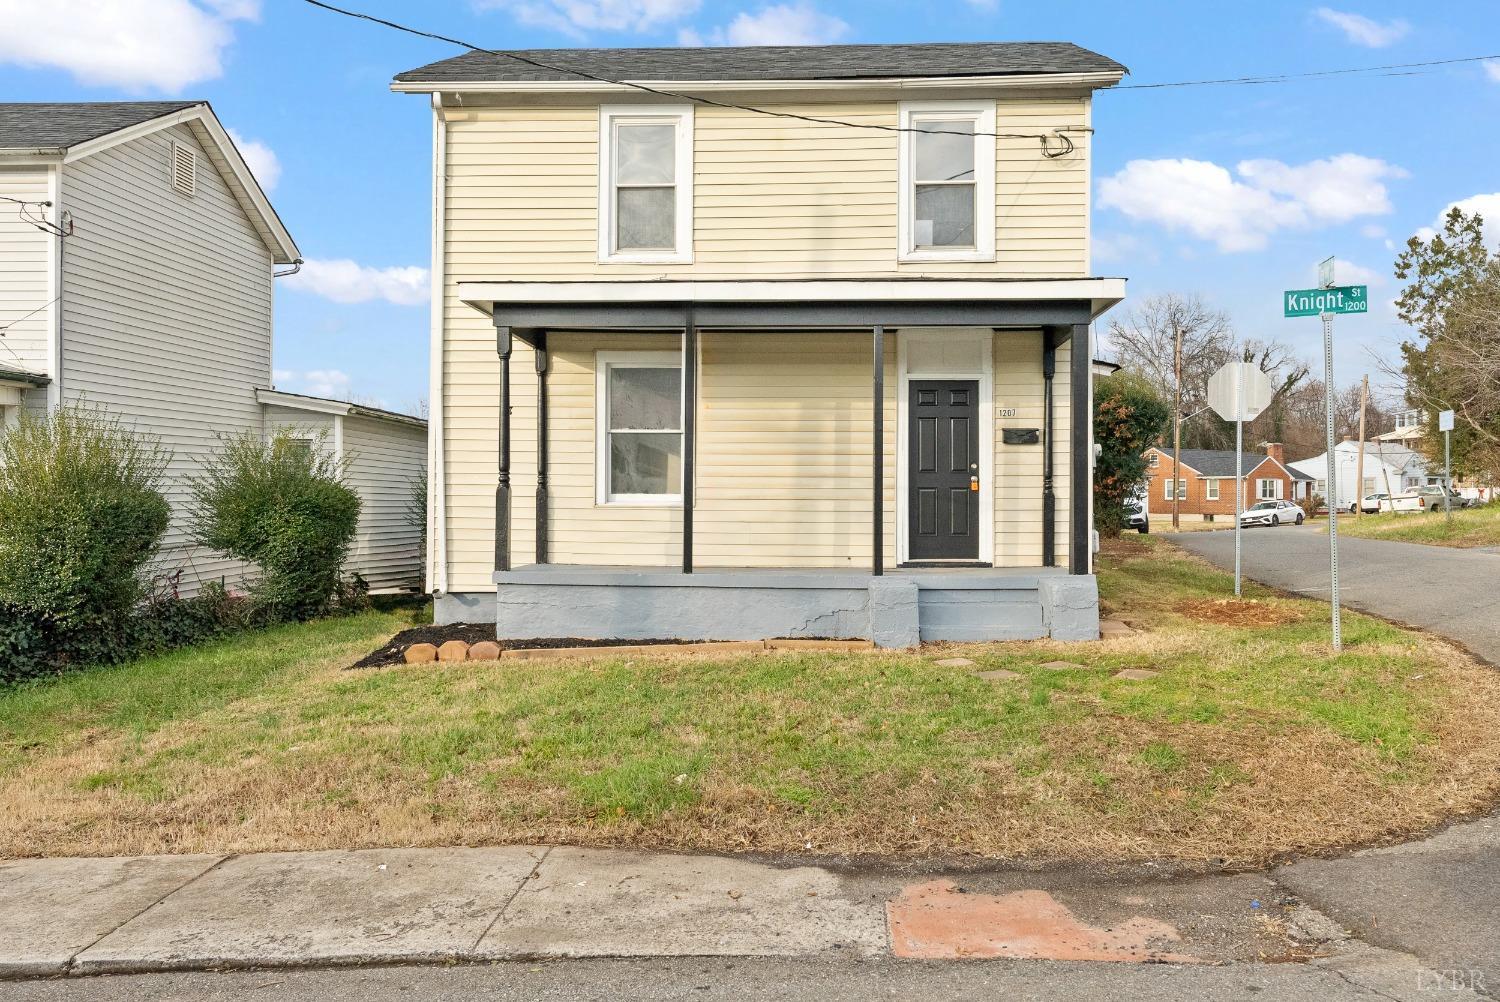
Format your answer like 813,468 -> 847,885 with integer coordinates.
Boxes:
2,832 -> 1494,1000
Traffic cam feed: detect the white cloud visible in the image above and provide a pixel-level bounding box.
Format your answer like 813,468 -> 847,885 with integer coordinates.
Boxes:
1237,154 -> 1407,222
1360,223 -> 1386,239
1416,193 -> 1500,250
1097,154 -> 1407,253
1092,232 -> 1159,266
0,0 -> 257,93
1331,258 -> 1382,287
282,259 -> 430,307
227,128 -> 280,193
275,369 -> 353,399
679,2 -> 849,46
964,0 -> 999,9
476,0 -> 699,36
1485,60 -> 1500,84
1313,8 -> 1410,48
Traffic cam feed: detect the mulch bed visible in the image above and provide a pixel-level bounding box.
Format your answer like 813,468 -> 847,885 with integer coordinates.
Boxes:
350,624 -> 708,669
1175,598 -> 1302,628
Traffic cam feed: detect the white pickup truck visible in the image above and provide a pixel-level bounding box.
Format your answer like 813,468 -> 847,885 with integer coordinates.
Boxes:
1382,486 -> 1466,512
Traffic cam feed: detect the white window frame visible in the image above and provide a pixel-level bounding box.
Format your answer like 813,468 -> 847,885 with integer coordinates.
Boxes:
1164,478 -> 1186,501
897,101 -> 996,264
1205,478 -> 1220,501
1257,478 -> 1282,501
598,105 -> 694,265
595,350 -> 684,507
1148,452 -> 1160,467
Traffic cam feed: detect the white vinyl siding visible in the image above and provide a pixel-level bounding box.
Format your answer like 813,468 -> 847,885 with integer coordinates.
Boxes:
0,165 -> 55,391
342,414 -> 428,591
59,122 -> 273,597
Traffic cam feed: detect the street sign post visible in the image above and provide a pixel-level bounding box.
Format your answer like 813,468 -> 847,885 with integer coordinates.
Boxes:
1285,264 -> 1354,653
1283,286 -> 1369,318
1439,409 -> 1456,523
1208,362 -> 1274,598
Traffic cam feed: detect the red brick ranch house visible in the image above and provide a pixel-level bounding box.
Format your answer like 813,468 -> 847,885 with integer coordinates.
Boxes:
1142,445 -> 1312,519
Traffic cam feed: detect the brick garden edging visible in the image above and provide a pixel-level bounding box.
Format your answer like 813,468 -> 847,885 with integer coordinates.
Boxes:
401,638 -> 874,665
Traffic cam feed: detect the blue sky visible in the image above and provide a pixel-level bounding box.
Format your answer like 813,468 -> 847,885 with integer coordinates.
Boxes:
3,0 -> 1498,413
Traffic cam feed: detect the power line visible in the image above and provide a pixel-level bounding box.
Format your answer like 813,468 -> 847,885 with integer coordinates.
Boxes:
300,0 -> 1085,157
1114,53 -> 1500,90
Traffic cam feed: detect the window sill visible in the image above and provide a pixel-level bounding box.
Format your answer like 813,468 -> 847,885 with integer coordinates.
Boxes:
899,249 -> 996,264
596,497 -> 684,509
599,251 -> 694,266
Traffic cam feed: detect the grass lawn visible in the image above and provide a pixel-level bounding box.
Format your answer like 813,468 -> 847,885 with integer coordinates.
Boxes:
1326,503 -> 1500,548
3,539 -> 1499,866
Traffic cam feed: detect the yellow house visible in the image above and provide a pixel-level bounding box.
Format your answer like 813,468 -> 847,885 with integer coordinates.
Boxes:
394,42 -> 1127,646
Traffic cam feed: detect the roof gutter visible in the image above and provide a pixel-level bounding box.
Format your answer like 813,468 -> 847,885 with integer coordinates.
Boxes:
392,69 -> 1125,95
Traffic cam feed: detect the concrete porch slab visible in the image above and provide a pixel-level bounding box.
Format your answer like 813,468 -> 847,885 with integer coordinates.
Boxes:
476,847 -> 887,958
0,854 -> 222,977
72,847 -> 545,974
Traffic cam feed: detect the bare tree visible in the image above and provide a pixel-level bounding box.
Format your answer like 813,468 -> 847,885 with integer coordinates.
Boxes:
1104,294 -> 1236,420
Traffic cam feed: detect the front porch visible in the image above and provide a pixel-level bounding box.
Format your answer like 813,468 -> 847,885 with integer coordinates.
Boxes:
442,278 -> 1123,645
491,564 -> 1100,648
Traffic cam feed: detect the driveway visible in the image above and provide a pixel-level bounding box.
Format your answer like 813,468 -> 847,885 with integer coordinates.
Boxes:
1166,524 -> 1500,665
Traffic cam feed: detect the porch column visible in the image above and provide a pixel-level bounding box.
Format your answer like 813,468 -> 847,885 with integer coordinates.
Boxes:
534,331 -> 549,564
1042,327 -> 1058,567
495,324 -> 513,573
682,306 -> 697,574
872,324 -> 885,576
1069,322 -> 1091,574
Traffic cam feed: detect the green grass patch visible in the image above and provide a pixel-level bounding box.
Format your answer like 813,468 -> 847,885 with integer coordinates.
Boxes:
1327,503 -> 1500,548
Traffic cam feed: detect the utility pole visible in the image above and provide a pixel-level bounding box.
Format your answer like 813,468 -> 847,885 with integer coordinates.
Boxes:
1354,375 -> 1368,519
1172,319 -> 1182,530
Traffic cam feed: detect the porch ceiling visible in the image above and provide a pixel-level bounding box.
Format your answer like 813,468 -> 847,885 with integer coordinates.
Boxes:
459,277 -> 1125,331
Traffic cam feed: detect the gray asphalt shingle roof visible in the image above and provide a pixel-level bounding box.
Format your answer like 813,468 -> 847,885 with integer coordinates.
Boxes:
395,42 -> 1126,84
0,102 -> 201,151
1173,449 -> 1314,481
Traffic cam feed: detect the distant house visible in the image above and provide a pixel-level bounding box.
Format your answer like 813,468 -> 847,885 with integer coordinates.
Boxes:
1143,444 -> 1312,519
1290,437 -> 1434,509
0,102 -> 426,594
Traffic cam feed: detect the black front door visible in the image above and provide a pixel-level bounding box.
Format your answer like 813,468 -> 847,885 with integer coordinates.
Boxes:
908,380 -> 980,561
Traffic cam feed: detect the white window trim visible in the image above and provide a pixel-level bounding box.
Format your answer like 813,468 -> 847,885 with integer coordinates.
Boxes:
595,350 -> 684,507
1205,478 -> 1220,501
1257,478 -> 1282,500
894,329 -> 995,566
1163,478 -> 1186,501
598,105 -> 694,265
897,100 -> 996,264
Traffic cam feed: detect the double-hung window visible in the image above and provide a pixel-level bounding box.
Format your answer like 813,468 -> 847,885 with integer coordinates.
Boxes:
599,105 -> 693,264
1257,478 -> 1282,500
1205,479 -> 1220,501
898,101 -> 996,262
596,351 -> 683,505
1164,479 -> 1186,501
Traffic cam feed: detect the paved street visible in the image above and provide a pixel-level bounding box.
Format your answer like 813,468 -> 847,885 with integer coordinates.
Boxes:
1166,524 -> 1500,664
0,956 -> 1450,1002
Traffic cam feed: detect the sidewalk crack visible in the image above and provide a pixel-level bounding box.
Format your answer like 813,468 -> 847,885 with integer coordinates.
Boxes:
468,846 -> 551,954
63,853 -> 236,974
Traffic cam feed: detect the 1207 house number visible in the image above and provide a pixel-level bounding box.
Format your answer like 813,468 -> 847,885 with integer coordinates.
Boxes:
997,408 -> 1017,418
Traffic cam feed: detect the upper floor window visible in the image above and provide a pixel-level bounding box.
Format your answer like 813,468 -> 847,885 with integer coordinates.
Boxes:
598,105 -> 694,264
898,101 -> 996,263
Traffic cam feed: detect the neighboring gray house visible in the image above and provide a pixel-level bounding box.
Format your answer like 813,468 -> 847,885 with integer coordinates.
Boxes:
258,390 -> 429,592
0,102 -> 426,595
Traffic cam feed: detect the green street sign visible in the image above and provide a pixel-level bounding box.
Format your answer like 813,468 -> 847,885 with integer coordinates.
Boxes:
1283,285 -> 1369,318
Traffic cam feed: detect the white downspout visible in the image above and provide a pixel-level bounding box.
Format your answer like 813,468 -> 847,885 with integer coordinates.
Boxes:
427,93 -> 448,595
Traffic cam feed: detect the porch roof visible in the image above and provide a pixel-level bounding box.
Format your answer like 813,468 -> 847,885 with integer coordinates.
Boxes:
459,277 -> 1125,331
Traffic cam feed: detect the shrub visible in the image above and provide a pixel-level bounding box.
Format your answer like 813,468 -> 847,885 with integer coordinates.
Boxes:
1094,373 -> 1172,537
134,579 -> 249,653
188,431 -> 361,623
1298,494 -> 1324,519
0,405 -> 170,683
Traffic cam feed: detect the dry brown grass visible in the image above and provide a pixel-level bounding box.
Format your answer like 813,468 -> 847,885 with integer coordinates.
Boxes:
4,541 -> 1500,866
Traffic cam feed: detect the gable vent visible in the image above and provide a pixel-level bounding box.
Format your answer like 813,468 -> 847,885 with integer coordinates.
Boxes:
170,142 -> 197,197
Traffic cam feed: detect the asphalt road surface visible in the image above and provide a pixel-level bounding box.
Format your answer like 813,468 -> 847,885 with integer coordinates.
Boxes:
1167,524 -> 1500,664
0,957 -> 1462,1002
